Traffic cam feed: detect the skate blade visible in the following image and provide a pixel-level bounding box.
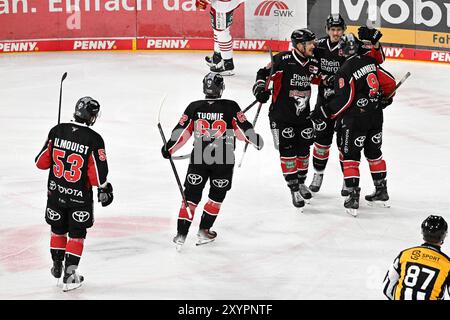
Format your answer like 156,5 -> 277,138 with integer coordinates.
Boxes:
175,242 -> 184,252
62,282 -> 82,292
345,208 -> 358,217
196,238 -> 216,246
297,207 -> 304,213
366,200 -> 390,208
219,70 -> 235,76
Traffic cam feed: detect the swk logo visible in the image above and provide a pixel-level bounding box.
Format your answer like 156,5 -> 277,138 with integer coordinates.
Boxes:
187,174 -> 203,186
254,0 -> 294,17
212,179 -> 229,188
72,211 -> 90,223
282,127 -> 295,139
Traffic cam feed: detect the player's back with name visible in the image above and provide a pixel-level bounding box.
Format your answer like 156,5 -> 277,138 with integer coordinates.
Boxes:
36,122 -> 107,206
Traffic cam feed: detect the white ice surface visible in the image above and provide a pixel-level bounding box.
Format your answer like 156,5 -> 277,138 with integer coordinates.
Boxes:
0,52 -> 449,299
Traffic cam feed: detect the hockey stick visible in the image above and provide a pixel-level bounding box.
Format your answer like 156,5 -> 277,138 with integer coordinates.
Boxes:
157,95 -> 193,219
387,72 -> 411,99
57,72 -> 68,124
238,46 -> 274,168
243,99 -> 258,114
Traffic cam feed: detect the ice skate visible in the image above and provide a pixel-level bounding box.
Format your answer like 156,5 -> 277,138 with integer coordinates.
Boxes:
51,260 -> 63,286
62,270 -> 84,292
173,233 -> 187,252
309,172 -> 324,193
344,187 -> 360,217
299,184 -> 312,204
210,58 -> 234,76
365,179 -> 390,208
290,190 -> 305,211
341,181 -> 350,197
196,229 -> 217,246
205,52 -> 222,68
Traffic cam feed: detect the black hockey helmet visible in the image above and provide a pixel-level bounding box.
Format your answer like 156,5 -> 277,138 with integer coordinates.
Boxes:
339,33 -> 360,57
74,96 -> 100,126
203,72 -> 224,99
326,13 -> 347,31
291,28 -> 316,48
422,215 -> 448,244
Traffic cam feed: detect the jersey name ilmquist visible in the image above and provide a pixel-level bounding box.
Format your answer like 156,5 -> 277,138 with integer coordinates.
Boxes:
54,138 -> 90,155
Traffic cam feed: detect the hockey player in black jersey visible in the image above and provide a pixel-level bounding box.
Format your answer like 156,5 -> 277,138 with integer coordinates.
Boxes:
35,97 -> 113,291
383,215 -> 449,300
310,14 -> 386,195
310,34 -> 396,217
161,73 -> 263,249
252,29 -> 319,210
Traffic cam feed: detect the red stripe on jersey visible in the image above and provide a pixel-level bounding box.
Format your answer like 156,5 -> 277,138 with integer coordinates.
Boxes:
36,140 -> 52,170
365,47 -> 385,64
313,144 -> 330,160
66,238 -> 84,257
377,67 -> 396,98
343,161 -> 360,179
169,120 -> 194,154
87,152 -> 100,187
271,70 -> 284,103
204,199 -> 221,216
232,118 -> 251,144
368,158 -> 387,173
281,156 -> 298,174
331,77 -> 355,119
50,233 -> 67,250
297,155 -> 309,170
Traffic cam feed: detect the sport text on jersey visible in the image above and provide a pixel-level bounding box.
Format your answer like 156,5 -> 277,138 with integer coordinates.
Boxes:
54,138 -> 89,155
353,64 -> 377,81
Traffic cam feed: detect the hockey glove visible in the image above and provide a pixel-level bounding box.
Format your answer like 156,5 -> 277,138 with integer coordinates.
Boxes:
323,75 -> 335,88
358,26 -> 383,45
161,145 -> 171,159
310,105 -> 331,124
380,96 -> 393,109
196,0 -> 210,10
98,182 -> 113,207
253,81 -> 271,104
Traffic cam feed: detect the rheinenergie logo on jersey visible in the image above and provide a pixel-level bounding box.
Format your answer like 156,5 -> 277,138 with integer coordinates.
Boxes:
254,0 -> 293,17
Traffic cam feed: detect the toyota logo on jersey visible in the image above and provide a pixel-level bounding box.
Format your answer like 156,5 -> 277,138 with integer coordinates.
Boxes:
49,180 -> 57,191
46,208 -> 61,221
357,98 -> 369,107
72,211 -> 90,223
282,127 -> 295,139
212,179 -> 229,188
354,136 -> 366,147
314,121 -> 327,132
187,174 -> 203,186
372,132 -> 382,144
301,128 -> 314,140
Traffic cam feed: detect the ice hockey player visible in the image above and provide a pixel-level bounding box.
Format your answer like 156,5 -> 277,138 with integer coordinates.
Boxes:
161,72 -> 263,249
35,97 -> 114,291
310,14 -> 386,195
383,215 -> 449,300
252,29 -> 319,210
196,0 -> 246,75
310,33 -> 396,216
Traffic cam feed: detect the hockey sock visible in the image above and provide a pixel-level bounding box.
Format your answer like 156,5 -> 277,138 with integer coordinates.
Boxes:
65,238 -> 84,269
312,143 -> 330,172
296,154 -> 310,184
177,201 -> 197,235
50,233 -> 67,262
215,28 -> 233,60
281,156 -> 298,178
367,157 -> 387,182
343,160 -> 360,188
199,199 -> 222,230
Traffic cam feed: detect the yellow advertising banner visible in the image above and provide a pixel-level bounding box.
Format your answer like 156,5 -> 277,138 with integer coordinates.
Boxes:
347,26 -> 450,49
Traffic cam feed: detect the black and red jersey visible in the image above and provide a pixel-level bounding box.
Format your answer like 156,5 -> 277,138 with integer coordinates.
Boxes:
328,54 -> 395,119
256,50 -> 320,125
35,122 -> 109,206
166,99 -> 259,164
314,36 -> 386,102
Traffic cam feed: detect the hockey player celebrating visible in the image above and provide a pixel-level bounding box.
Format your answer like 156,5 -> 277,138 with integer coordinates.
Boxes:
196,0 -> 245,75
161,72 -> 263,249
252,29 -> 319,210
383,215 -> 449,300
310,14 -> 386,195
310,33 -> 396,216
35,97 -> 113,291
